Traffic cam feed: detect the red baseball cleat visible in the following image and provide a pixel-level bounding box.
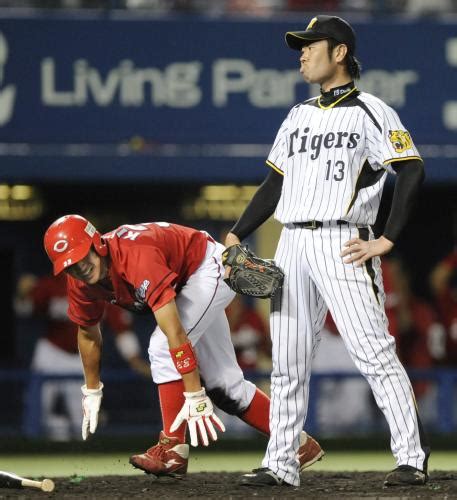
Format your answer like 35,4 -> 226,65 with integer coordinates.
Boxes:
298,431 -> 324,471
129,431 -> 189,477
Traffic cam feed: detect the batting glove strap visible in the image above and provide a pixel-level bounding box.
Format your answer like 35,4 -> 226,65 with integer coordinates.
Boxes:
183,388 -> 206,399
81,382 -> 104,396
170,387 -> 226,447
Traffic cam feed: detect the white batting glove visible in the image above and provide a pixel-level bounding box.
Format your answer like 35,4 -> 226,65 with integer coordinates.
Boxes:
170,388 -> 225,447
81,382 -> 104,441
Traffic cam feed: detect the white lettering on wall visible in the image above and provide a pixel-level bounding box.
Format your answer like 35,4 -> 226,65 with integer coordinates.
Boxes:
444,38 -> 457,130
358,70 -> 418,108
41,57 -> 419,110
42,58 -> 202,108
212,59 -> 302,107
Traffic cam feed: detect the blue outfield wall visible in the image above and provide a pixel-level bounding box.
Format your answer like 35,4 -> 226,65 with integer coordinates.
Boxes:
3,368 -> 456,438
0,15 -> 456,182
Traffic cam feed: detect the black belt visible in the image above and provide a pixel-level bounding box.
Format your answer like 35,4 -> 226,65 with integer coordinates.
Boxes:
294,220 -> 348,230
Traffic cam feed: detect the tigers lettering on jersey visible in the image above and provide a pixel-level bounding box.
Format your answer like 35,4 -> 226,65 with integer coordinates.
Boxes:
269,90 -> 421,226
288,127 -> 361,160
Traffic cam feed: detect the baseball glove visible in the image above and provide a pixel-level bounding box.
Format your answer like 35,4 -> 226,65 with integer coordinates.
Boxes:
222,244 -> 284,299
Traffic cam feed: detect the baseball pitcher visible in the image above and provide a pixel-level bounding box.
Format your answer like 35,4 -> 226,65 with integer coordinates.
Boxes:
225,15 -> 429,488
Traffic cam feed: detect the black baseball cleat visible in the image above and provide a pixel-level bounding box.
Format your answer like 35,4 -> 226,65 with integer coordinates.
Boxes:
240,467 -> 292,487
384,465 -> 428,486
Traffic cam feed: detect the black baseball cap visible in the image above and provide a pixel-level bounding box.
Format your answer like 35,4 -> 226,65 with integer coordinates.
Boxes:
285,15 -> 356,54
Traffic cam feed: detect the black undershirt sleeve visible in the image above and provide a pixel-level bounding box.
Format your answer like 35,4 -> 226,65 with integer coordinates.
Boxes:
230,168 -> 283,241
382,159 -> 425,243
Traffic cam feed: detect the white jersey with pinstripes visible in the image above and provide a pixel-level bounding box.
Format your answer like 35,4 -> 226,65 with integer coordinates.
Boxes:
267,90 -> 422,225
262,86 -> 429,487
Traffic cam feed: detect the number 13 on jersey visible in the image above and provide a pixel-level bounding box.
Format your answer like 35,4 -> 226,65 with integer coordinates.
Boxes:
325,160 -> 345,181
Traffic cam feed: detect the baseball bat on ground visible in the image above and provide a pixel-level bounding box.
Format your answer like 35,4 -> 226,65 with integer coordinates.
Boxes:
0,470 -> 55,492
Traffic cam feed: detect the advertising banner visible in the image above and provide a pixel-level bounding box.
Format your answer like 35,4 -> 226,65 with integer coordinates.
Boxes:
0,16 -> 455,181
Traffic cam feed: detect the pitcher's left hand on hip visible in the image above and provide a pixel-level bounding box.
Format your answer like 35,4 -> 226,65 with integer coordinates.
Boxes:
341,235 -> 394,267
170,387 -> 225,446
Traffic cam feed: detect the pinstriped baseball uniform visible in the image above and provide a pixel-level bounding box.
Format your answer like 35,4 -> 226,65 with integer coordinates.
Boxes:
263,85 -> 429,486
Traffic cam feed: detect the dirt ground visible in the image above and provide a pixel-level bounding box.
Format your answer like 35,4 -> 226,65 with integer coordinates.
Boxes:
0,471 -> 456,499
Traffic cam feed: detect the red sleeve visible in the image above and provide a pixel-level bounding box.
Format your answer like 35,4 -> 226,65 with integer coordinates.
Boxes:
244,310 -> 268,336
412,301 -> 435,336
66,275 -> 105,327
436,289 -> 456,328
30,277 -> 53,314
121,245 -> 178,312
443,251 -> 457,268
103,303 -> 133,334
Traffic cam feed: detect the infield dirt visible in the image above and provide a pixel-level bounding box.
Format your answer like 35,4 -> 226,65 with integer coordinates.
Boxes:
0,471 -> 456,499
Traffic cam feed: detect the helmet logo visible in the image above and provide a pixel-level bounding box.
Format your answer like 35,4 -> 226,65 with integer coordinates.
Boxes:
85,222 -> 96,237
53,239 -> 69,252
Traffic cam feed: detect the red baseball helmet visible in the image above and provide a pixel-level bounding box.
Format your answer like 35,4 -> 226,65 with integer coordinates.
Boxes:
43,214 -> 107,275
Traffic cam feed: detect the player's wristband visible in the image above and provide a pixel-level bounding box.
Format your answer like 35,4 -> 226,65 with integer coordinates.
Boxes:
169,341 -> 198,375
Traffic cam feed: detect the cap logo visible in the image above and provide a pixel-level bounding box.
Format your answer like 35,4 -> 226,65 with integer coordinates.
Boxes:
306,17 -> 318,30
84,222 -> 96,237
53,239 -> 68,253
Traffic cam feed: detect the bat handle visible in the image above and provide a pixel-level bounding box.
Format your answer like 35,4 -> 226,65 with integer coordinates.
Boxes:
22,478 -> 55,492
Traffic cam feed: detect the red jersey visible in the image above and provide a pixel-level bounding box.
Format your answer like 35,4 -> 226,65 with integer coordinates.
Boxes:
67,222 -> 208,327
226,301 -> 270,370
397,299 -> 437,369
396,298 -> 439,397
30,273 -> 133,353
435,251 -> 457,363
381,259 -> 399,338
